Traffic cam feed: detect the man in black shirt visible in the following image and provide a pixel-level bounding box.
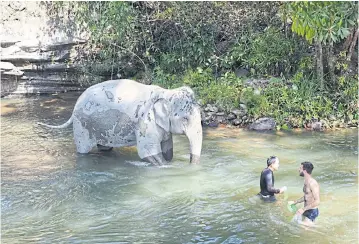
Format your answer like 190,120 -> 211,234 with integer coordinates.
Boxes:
258,156 -> 286,202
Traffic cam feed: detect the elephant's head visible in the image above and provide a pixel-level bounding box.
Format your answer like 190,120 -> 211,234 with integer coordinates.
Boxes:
153,86 -> 203,163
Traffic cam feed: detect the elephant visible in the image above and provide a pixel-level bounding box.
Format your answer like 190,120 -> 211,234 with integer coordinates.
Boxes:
38,79 -> 203,165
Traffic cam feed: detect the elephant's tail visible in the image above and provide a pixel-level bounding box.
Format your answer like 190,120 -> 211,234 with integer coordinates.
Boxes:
37,116 -> 73,129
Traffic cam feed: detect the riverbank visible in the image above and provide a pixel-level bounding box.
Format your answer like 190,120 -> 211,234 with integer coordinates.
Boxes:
1,91 -> 357,132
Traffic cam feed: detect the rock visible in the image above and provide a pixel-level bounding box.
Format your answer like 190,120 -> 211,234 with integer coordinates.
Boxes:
204,104 -> 212,112
227,113 -> 236,120
239,103 -> 247,111
216,116 -> 225,123
210,106 -> 218,113
8,2 -> 26,11
245,78 -> 271,89
0,62 -> 16,70
235,67 -> 249,77
249,117 -> 276,131
206,112 -> 215,117
19,62 -> 77,72
40,38 -> 87,51
2,70 -> 23,76
328,114 -> 336,121
230,108 -> 246,117
204,116 -> 212,122
208,121 -> 219,127
201,111 -> 206,121
0,2 -> 90,97
1,49 -> 71,63
216,112 -> 225,116
232,119 -> 241,126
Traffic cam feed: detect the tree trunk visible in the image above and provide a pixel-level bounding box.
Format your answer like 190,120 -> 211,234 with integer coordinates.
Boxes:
327,40 -> 335,86
343,28 -> 354,51
347,28 -> 358,61
316,40 -> 324,89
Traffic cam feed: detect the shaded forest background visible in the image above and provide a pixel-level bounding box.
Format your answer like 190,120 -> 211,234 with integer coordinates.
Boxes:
47,1 -> 358,129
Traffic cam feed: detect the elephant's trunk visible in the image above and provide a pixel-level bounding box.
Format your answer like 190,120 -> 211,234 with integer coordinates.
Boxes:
186,125 -> 202,164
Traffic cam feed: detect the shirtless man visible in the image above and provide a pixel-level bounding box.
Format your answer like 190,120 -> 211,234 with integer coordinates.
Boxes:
289,162 -> 320,226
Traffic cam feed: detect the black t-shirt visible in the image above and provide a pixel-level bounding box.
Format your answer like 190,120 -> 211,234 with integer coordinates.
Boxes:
260,168 -> 280,196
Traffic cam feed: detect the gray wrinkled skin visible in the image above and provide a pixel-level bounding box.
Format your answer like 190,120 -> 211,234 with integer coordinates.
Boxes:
39,79 -> 202,165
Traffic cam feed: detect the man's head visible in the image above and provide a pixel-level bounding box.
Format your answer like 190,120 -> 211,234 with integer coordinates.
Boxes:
299,161 -> 314,177
267,156 -> 279,171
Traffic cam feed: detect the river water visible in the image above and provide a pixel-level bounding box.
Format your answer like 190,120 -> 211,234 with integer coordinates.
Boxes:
1,93 -> 358,243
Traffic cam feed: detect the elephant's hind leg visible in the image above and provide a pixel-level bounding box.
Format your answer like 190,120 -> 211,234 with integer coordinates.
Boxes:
73,118 -> 96,153
161,134 -> 173,162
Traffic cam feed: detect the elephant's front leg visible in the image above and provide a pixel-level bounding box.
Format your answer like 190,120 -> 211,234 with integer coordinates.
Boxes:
161,133 -> 173,162
135,131 -> 167,166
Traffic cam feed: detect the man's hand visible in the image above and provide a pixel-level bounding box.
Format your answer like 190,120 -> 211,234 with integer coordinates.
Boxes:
279,186 -> 287,194
296,208 -> 304,215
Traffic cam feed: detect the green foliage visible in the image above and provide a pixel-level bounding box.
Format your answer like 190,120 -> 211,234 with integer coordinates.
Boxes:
332,76 -> 358,122
45,2 -> 357,129
178,69 -> 242,111
151,67 -> 181,89
284,2 -> 358,44
240,87 -> 269,117
182,68 -> 215,88
224,27 -> 308,77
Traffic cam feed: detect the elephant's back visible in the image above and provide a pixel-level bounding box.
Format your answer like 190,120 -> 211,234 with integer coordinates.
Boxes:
73,79 -> 159,119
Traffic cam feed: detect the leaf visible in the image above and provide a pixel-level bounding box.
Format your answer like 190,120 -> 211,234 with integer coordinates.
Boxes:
341,28 -> 351,38
348,19 -> 355,25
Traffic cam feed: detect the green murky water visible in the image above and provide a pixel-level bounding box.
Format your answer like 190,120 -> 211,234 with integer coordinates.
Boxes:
1,94 -> 358,243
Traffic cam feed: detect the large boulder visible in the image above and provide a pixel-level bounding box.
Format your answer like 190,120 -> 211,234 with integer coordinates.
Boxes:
249,117 -> 276,131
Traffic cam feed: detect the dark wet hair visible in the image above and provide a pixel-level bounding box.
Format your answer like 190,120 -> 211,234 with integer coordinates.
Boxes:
301,161 -> 314,174
267,156 -> 278,166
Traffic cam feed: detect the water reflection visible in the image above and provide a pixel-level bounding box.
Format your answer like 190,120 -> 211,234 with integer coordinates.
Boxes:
1,95 -> 358,243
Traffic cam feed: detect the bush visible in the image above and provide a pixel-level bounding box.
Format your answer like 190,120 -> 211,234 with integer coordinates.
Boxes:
227,27 -> 308,77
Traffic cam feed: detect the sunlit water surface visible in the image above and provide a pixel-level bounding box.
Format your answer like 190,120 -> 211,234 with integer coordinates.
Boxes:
1,94 -> 358,243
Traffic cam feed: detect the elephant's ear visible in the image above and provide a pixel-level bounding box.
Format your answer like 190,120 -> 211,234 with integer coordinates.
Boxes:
153,99 -> 170,132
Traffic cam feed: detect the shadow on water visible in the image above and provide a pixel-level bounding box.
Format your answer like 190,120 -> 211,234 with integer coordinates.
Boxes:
1,93 -> 358,243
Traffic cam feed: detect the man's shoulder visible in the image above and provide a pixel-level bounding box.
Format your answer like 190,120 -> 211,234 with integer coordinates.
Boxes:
309,178 -> 319,187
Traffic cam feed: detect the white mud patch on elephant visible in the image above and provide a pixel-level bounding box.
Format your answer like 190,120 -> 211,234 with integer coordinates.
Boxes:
75,108 -> 137,147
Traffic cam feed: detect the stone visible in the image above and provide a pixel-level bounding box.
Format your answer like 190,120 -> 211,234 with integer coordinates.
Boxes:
235,67 -> 249,77
19,62 -> 77,72
204,104 -> 212,112
0,62 -> 16,71
208,121 -> 219,127
216,116 -> 225,123
328,114 -> 336,121
2,70 -> 24,76
232,119 -> 241,126
227,113 -> 236,120
1,49 -> 71,62
230,109 -> 246,117
249,117 -> 276,131
210,106 -> 218,113
204,116 -> 212,122
200,111 -> 206,121
216,112 -> 225,116
239,103 -> 247,111
312,121 -> 322,131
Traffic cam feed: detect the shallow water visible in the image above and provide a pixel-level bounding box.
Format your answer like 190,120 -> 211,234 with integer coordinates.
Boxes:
1,93 -> 358,243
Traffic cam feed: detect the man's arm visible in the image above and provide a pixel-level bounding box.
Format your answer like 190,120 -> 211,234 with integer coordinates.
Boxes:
294,196 -> 305,204
265,172 -> 280,194
303,181 -> 320,211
